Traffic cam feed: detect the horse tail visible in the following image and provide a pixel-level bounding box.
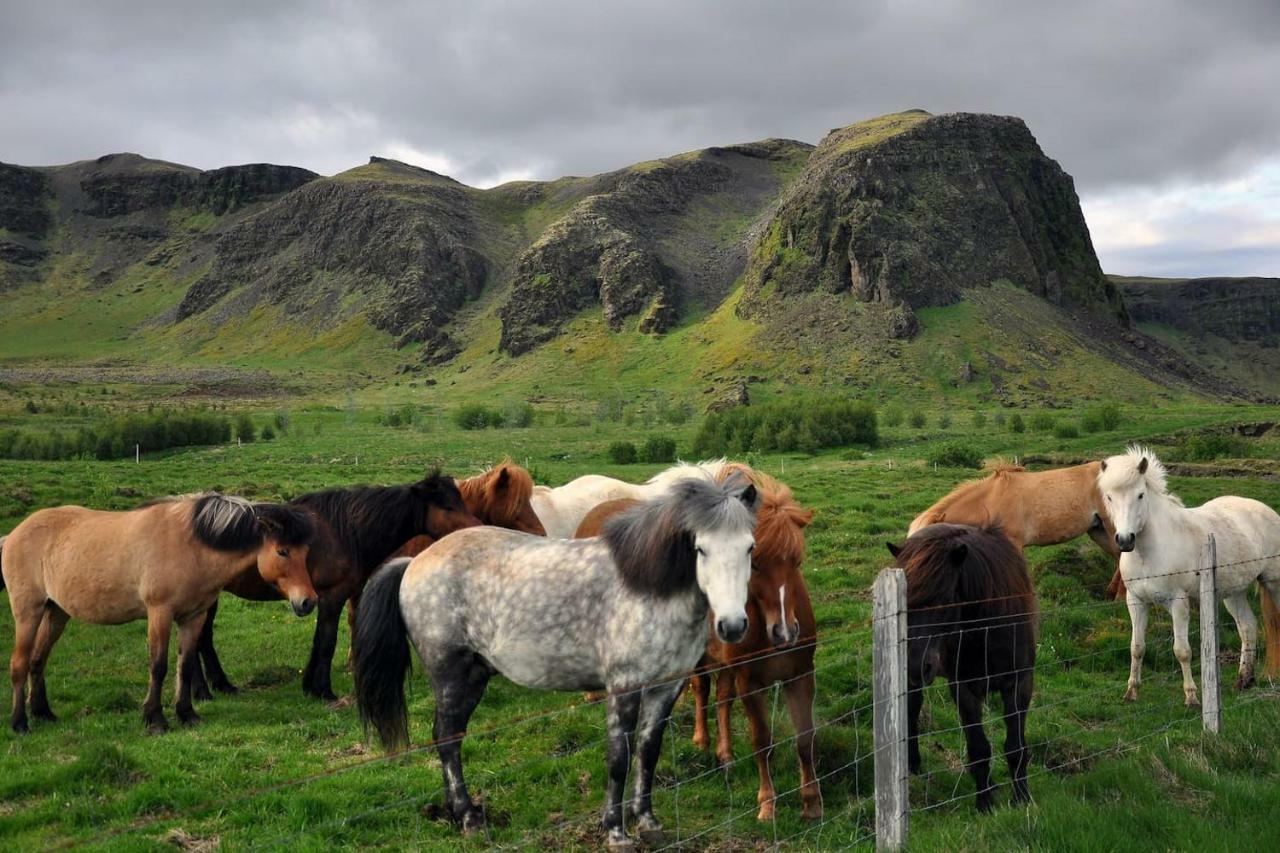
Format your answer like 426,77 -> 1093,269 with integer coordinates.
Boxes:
1261,582 -> 1280,678
353,557 -> 413,751
0,535 -> 6,590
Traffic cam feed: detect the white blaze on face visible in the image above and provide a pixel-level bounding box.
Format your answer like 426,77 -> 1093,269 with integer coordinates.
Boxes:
694,528 -> 753,627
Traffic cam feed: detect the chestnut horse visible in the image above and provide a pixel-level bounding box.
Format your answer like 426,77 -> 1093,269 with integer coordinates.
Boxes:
191,472 -> 480,701
910,462 -> 1126,598
2,494 -> 316,734
575,466 -> 822,822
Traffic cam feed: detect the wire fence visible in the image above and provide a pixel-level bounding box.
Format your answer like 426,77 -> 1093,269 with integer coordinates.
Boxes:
55,539 -> 1280,850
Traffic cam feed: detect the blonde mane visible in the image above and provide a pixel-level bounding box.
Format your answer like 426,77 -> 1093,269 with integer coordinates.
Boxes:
1098,444 -> 1181,505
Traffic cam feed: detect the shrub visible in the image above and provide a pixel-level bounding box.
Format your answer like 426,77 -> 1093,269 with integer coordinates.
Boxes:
692,397 -> 878,457
235,413 -> 257,443
260,424 -> 276,441
907,410 -> 927,429
640,436 -> 677,464
972,411 -> 987,429
503,401 -> 535,428
0,408 -> 233,461
1053,422 -> 1080,439
273,410 -> 291,434
1178,433 -> 1252,462
938,412 -> 952,429
1030,412 -> 1056,433
993,412 -> 1007,427
1082,404 -> 1122,433
608,441 -> 638,464
927,441 -> 984,469
1008,413 -> 1025,433
664,402 -> 694,425
882,403 -> 904,428
454,405 -> 504,430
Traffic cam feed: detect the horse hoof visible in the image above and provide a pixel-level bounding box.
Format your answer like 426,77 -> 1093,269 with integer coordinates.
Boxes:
716,750 -> 734,769
11,719 -> 30,735
802,806 -> 824,822
1185,695 -> 1200,708
606,834 -> 636,852
460,808 -> 486,835
1123,688 -> 1138,703
146,719 -> 170,735
755,804 -> 776,822
638,827 -> 667,847
178,711 -> 202,727
1236,675 -> 1255,692
32,708 -> 57,723
691,732 -> 709,750
214,682 -> 240,696
193,687 -> 214,702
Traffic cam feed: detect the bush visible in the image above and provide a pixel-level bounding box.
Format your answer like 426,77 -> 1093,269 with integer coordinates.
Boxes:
608,441 -> 638,464
260,424 -> 276,441
273,410 -> 291,434
385,404 -> 417,428
972,411 -> 987,429
1008,413 -> 1025,433
907,410 -> 927,429
1177,433 -> 1252,462
0,408 -> 233,461
692,397 -> 878,457
882,403 -> 904,428
1082,404 -> 1122,433
454,405 -> 504,430
1030,412 -> 1056,433
640,436 -> 677,464
993,412 -> 1007,427
927,441 -> 984,469
938,412 -> 952,429
503,401 -> 535,428
1053,422 -> 1080,439
235,413 -> 257,443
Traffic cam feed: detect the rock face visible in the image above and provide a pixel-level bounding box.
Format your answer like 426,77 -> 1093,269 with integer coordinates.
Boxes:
77,155 -> 315,217
0,164 -> 53,286
739,111 -> 1126,334
1119,276 -> 1280,343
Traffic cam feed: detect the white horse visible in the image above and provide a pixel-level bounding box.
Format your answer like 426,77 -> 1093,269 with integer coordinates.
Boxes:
1098,445 -> 1280,705
352,476 -> 759,850
531,459 -> 731,538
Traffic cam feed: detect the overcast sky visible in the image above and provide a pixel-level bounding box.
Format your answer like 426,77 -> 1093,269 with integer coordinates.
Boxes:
2,0 -> 1277,277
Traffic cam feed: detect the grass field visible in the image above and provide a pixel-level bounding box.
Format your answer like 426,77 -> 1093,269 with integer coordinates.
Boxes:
2,401 -> 1280,850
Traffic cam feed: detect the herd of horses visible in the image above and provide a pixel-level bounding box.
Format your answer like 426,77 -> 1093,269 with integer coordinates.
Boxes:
3,447 -> 1280,848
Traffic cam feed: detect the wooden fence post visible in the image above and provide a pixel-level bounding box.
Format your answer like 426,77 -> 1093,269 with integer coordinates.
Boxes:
872,567 -> 908,850
1199,533 -> 1220,734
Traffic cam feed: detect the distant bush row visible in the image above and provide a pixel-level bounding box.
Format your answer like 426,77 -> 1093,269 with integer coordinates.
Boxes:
693,398 -> 878,456
607,437 -> 678,465
453,403 -> 535,430
0,410 -> 251,461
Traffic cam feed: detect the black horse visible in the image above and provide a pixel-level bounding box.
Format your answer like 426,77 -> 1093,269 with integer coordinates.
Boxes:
887,522 -> 1036,811
191,472 -> 482,701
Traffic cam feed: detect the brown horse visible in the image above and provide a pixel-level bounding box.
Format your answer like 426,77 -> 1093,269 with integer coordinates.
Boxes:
910,461 -> 1126,598
574,467 -> 822,822
192,471 -> 481,701
1,494 -> 316,734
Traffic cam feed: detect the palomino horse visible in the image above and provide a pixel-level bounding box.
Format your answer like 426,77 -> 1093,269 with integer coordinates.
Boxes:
575,470 -> 822,822
889,523 -> 1036,811
531,459 -> 729,538
192,472 -> 480,701
354,478 -> 759,850
1099,445 -> 1280,703
1,494 -> 315,734
910,462 -> 1126,597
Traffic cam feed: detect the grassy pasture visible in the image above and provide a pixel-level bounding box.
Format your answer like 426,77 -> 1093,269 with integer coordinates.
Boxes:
1,402 -> 1279,849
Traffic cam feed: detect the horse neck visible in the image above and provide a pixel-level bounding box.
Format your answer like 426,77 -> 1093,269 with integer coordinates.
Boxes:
1134,493 -> 1194,560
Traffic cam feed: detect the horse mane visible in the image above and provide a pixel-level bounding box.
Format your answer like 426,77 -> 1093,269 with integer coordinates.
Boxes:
710,464 -> 811,568
897,523 -> 1034,619
459,459 -> 534,522
644,459 -> 722,489
190,493 -> 313,551
1098,444 -> 1181,505
603,476 -> 758,598
291,471 -> 462,571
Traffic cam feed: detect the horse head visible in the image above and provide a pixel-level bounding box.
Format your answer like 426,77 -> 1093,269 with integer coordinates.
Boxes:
463,461 -> 546,536
251,504 -> 317,617
412,471 -> 483,539
1098,445 -> 1173,552
748,479 -> 813,648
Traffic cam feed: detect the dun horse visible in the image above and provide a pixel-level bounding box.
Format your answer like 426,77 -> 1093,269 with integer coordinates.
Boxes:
888,523 -> 1037,811
910,462 -> 1125,597
2,494 -> 315,734
1099,445 -> 1280,702
192,472 -> 480,701
354,478 -> 759,850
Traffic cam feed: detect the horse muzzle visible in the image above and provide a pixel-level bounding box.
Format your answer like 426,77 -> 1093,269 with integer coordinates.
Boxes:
716,615 -> 748,644
291,596 -> 318,617
769,619 -> 801,648
1115,533 -> 1136,552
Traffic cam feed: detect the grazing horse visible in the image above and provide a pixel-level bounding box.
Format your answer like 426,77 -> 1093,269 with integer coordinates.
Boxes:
192,472 -> 481,701
910,462 -> 1126,598
1,495 -> 316,734
531,459 -> 728,538
574,470 -> 822,822
1099,445 -> 1280,703
888,523 -> 1036,812
354,478 -> 759,850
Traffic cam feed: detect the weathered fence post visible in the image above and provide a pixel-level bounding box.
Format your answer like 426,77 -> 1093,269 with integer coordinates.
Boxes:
1199,533 -> 1220,734
872,567 -> 908,850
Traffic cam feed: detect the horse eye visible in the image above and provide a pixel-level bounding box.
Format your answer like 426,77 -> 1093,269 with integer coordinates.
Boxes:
1138,493 -> 1144,500
277,548 -> 289,558
748,543 -> 755,553
696,547 -> 706,557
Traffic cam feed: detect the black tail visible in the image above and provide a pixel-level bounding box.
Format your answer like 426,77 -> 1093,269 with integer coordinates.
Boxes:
353,557 -> 412,751
1,536 -> 7,590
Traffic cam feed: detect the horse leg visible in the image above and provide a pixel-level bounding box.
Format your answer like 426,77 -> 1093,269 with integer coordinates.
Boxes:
345,594 -> 359,669
174,613 -> 208,726
953,681 -> 995,812
143,608 -> 174,734
907,686 -> 924,775
602,688 -> 643,850
196,599 -> 238,696
28,603 -> 70,722
784,671 -> 823,821
1001,673 -> 1032,805
8,607 -> 42,734
738,676 -> 777,822
690,672 -> 711,750
302,595 -> 344,701
1170,595 -> 1199,707
1124,595 -> 1149,702
714,667 -> 737,767
628,681 -> 684,846
431,652 -> 492,833
1221,592 -> 1258,690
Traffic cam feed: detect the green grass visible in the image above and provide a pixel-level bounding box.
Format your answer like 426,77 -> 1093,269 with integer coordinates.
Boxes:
2,401 -> 1280,849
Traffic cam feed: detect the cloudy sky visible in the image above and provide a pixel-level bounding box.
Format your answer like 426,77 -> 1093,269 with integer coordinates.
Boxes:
2,0 -> 1277,277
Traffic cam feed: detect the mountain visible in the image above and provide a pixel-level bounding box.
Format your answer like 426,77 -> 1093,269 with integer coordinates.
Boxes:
0,112 -> 1272,405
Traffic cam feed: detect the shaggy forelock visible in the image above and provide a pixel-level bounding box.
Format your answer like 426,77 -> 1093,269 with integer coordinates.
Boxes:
672,475 -> 758,535
1099,444 -> 1174,499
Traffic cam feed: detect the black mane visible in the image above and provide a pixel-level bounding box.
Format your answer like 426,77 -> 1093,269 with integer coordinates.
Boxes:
190,494 -> 314,552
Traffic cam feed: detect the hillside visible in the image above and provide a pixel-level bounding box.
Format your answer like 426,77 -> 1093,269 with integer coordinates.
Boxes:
0,113 -> 1271,405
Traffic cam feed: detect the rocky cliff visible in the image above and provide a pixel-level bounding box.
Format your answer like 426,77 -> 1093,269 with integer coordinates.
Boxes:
1118,275 -> 1280,343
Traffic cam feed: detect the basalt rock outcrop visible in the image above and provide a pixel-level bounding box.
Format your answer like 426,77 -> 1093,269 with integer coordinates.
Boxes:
1118,276 -> 1280,344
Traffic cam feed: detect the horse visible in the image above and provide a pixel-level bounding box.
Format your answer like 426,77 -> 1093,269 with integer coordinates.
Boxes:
574,470 -> 822,822
888,523 -> 1036,812
1,494 -> 316,734
353,477 -> 760,850
910,461 -> 1126,598
191,471 -> 481,701
1098,445 -> 1280,703
531,459 -> 729,538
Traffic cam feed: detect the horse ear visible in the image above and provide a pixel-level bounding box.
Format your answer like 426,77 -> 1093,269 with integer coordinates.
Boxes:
494,467 -> 510,491
950,542 -> 968,566
1138,457 -> 1148,474
1099,459 -> 1107,472
255,512 -> 281,535
739,483 -> 758,509
886,542 -> 902,558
